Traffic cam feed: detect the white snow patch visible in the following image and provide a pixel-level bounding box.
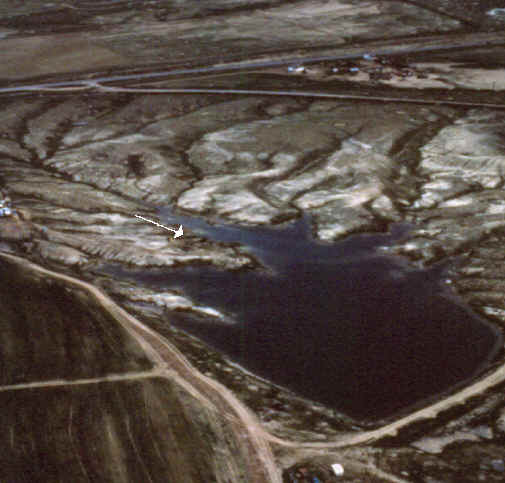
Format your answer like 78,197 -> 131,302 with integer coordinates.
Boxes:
178,185 -> 218,212
347,138 -> 372,150
423,179 -> 453,190
487,203 -> 505,215
317,224 -> 347,240
439,196 -> 473,208
344,185 -> 381,207
412,431 -> 481,454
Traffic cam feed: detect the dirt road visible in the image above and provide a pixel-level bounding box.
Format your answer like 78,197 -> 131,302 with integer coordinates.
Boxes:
3,250 -> 505,477
0,252 -> 282,483
1,30 -> 504,94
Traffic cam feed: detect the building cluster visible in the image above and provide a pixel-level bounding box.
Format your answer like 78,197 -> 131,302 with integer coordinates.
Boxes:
0,190 -> 15,217
288,53 -> 424,82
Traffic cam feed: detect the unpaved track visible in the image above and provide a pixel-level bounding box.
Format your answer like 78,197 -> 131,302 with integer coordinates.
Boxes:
95,85 -> 505,109
0,370 -> 162,392
3,251 -> 505,474
0,252 -> 282,483
6,82 -> 505,109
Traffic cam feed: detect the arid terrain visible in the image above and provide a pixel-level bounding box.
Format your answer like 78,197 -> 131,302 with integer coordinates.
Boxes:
2,1 -> 505,482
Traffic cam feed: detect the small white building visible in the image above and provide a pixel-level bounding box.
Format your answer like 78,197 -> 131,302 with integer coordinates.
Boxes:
331,463 -> 344,477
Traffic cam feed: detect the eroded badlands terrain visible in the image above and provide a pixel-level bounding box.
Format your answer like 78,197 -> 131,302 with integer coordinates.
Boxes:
2,0 -> 505,482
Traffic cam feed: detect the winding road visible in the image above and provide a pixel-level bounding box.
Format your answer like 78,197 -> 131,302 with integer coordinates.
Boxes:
3,249 -> 505,481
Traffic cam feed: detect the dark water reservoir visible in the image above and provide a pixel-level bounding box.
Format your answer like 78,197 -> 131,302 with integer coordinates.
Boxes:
109,209 -> 502,422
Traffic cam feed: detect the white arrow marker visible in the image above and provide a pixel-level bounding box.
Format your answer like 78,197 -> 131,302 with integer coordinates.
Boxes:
134,214 -> 184,239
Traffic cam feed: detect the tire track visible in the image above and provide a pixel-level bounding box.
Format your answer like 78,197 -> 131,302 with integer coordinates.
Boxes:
5,249 -> 505,454
0,252 -> 282,483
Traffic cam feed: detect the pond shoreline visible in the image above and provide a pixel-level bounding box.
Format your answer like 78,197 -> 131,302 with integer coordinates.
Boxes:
99,209 -> 503,424
3,249 -> 505,451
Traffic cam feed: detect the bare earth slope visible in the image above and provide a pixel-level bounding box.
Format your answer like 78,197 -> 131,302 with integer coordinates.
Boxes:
2,1 -> 505,482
